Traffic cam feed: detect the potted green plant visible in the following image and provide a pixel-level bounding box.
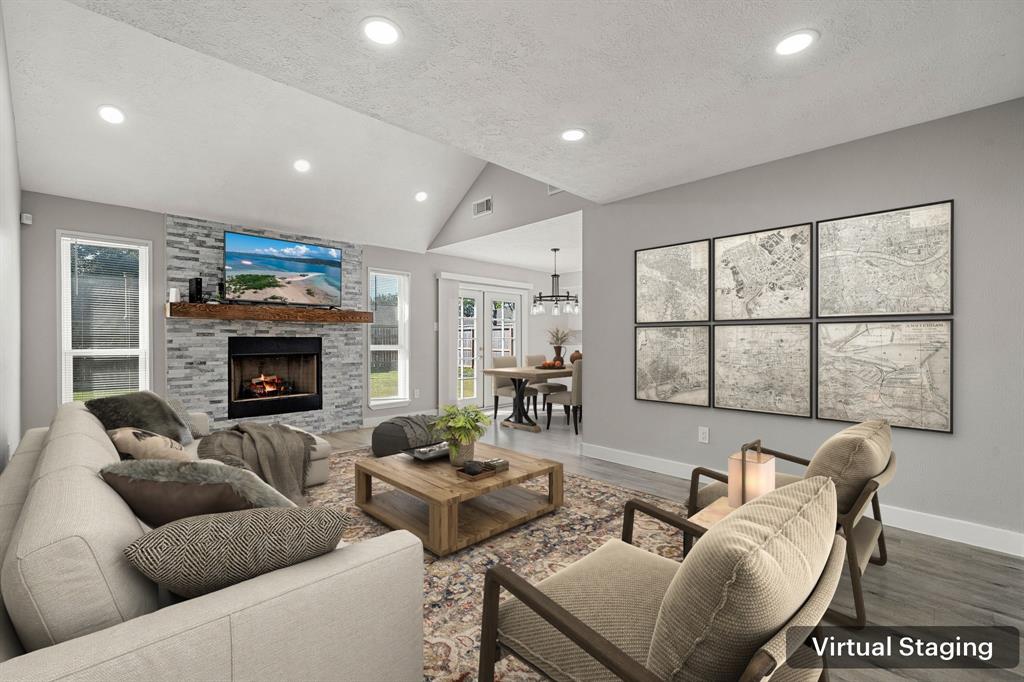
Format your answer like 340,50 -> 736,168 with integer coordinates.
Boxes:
434,404 -> 491,466
547,327 -> 573,365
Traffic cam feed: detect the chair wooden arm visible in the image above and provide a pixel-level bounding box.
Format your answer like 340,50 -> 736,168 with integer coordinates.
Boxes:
687,467 -> 728,516
478,564 -> 662,682
622,498 -> 708,545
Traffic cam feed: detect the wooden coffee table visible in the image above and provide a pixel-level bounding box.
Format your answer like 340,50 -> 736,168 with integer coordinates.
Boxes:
354,443 -> 564,556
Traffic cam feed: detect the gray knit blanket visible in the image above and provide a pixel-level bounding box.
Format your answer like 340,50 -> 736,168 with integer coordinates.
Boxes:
391,415 -> 442,447
198,423 -> 313,505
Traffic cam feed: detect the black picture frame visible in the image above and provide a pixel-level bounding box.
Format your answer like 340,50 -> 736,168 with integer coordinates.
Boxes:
712,322 -> 813,418
816,319 -> 953,433
634,325 -> 711,407
634,239 -> 711,324
815,200 -> 954,319
712,223 -> 813,321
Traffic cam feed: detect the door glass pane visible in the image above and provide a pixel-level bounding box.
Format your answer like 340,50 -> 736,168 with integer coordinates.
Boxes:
457,296 -> 477,400
490,299 -> 517,357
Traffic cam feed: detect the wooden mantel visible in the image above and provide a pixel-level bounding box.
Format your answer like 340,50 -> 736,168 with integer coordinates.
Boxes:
166,302 -> 373,324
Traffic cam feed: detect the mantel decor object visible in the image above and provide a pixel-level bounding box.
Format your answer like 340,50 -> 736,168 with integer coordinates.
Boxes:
727,439 -> 776,508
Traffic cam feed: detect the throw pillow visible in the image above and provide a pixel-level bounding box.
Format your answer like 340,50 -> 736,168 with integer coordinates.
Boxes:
86,391 -> 193,445
124,507 -> 352,598
167,398 -> 211,439
107,427 -> 191,462
101,459 -> 294,527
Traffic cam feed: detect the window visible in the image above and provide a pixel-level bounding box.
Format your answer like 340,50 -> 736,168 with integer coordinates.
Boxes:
59,232 -> 151,403
368,269 -> 410,406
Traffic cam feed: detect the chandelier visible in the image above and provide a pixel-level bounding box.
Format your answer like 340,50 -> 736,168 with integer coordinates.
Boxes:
530,248 -> 580,316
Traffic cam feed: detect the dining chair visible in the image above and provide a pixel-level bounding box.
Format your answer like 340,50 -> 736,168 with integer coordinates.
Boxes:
545,359 -> 582,434
492,355 -> 538,419
526,353 -> 569,409
688,420 -> 896,629
479,476 -> 846,682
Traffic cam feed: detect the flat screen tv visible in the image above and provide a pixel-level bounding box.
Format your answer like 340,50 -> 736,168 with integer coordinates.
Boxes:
223,231 -> 342,306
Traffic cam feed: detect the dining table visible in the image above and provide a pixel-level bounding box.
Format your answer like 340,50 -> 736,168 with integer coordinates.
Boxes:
482,365 -> 574,433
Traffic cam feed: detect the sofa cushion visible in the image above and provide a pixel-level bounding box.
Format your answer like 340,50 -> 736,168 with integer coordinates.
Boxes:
86,391 -> 193,445
108,427 -> 190,461
806,420 -> 891,513
1,467 -> 158,651
646,476 -> 837,681
101,459 -> 294,527
497,539 -> 679,682
124,507 -> 352,598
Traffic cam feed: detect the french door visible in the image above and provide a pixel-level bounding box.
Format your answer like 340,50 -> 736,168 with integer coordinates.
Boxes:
455,288 -> 523,407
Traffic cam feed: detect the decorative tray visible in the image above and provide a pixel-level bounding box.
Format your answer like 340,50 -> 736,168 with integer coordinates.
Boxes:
534,365 -> 565,370
456,467 -> 496,481
405,442 -> 450,461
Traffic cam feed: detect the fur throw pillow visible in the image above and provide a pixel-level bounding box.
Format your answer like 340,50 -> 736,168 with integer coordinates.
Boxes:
87,391 -> 193,445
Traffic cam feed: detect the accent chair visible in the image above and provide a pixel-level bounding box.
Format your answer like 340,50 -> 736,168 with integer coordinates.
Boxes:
492,355 -> 538,419
545,359 -> 582,434
479,476 -> 846,682
688,420 -> 896,629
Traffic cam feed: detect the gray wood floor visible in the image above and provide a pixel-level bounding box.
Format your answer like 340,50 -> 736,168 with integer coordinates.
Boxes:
323,421 -> 1024,681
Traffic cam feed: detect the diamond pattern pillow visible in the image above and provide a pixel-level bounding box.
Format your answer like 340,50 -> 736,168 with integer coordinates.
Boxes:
124,507 -> 352,598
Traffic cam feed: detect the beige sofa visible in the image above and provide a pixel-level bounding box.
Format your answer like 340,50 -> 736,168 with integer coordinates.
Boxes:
0,403 -> 424,681
180,412 -> 333,487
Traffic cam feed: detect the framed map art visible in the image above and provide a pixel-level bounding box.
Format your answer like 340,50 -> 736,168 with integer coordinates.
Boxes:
635,326 -> 710,407
713,323 -> 812,417
635,239 -> 710,323
714,223 -> 812,320
817,201 -> 953,317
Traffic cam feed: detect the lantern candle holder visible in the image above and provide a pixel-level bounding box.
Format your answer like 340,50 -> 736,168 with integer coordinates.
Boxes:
727,439 -> 776,508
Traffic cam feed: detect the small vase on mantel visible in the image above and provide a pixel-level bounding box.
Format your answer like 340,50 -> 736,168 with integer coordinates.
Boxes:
450,439 -> 475,467
552,346 -> 564,365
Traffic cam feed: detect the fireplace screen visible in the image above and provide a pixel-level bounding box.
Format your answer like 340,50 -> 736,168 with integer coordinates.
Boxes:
228,337 -> 322,418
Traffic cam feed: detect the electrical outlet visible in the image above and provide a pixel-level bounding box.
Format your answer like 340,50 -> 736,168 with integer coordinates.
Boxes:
414,388 -> 421,399
698,426 -> 710,444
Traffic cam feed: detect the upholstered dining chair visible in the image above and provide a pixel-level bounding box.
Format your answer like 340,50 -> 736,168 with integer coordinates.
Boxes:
480,476 -> 846,682
688,420 -> 896,629
492,355 -> 538,419
526,352 -> 570,408
545,359 -> 582,434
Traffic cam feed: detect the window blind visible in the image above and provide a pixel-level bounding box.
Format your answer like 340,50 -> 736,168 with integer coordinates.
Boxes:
60,234 -> 150,403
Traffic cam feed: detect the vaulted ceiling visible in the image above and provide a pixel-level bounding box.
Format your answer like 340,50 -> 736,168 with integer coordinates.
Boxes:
66,0 -> 1024,203
5,1 -> 1023,254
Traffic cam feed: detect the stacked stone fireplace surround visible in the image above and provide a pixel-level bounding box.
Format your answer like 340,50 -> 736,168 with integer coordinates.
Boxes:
165,215 -> 364,433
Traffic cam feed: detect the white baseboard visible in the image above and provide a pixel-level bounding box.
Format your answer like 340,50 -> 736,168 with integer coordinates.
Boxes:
580,442 -> 1024,557
362,408 -> 438,428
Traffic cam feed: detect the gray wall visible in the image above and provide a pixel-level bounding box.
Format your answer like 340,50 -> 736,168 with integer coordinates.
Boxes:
583,99 -> 1024,533
430,162 -> 593,249
362,244 -> 556,420
0,12 -> 20,465
19,191 -> 167,431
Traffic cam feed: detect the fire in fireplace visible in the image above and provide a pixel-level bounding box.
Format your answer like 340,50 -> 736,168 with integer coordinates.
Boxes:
228,337 -> 323,419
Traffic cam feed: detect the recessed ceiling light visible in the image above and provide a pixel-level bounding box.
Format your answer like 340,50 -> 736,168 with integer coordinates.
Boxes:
362,17 -> 400,45
97,105 -> 125,124
560,128 -> 587,142
414,191 -> 428,202
293,159 -> 311,173
775,29 -> 818,56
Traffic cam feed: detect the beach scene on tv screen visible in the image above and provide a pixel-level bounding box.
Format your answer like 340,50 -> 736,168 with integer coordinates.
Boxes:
224,232 -> 342,305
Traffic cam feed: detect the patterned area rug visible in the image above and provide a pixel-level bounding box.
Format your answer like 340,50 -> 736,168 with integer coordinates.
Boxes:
306,448 -> 687,681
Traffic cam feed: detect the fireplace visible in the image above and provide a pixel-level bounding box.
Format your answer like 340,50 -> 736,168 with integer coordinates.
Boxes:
228,337 -> 322,419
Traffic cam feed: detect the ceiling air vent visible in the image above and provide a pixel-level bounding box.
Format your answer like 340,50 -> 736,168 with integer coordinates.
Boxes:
546,184 -> 564,196
472,196 -> 493,217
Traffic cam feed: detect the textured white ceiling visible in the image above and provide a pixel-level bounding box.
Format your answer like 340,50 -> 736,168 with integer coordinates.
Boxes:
67,0 -> 1024,203
430,210 -> 582,274
2,0 -> 485,252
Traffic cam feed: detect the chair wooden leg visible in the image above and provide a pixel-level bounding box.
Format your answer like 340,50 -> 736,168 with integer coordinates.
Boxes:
532,395 -> 538,419
869,495 -> 888,566
571,406 -> 579,435
564,405 -> 570,424
578,405 -> 582,422
493,396 -> 498,420
824,526 -> 868,629
546,402 -> 553,429
478,569 -> 501,682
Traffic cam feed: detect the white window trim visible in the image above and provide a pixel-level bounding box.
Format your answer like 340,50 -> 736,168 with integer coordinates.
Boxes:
57,230 -> 152,404
367,267 -> 411,409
